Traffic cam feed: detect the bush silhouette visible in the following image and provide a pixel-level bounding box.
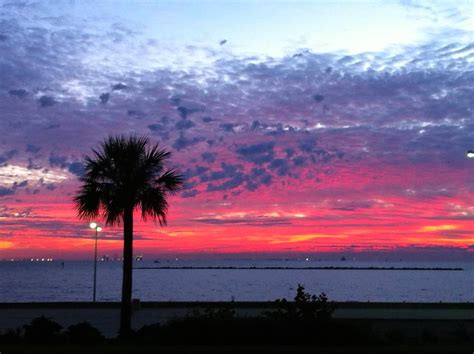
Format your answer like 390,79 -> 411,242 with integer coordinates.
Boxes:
0,328 -> 22,344
65,321 -> 105,344
265,284 -> 335,322
134,323 -> 161,343
131,285 -> 341,346
23,316 -> 63,344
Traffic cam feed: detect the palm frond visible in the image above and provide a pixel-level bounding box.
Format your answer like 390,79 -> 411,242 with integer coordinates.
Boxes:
74,135 -> 183,227
74,182 -> 101,220
156,169 -> 183,194
139,186 -> 169,225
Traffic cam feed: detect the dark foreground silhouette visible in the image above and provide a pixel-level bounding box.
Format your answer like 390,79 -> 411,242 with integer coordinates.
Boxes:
1,286 -> 472,353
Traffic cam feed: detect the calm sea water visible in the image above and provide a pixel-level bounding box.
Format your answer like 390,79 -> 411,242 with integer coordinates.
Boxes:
1,260 -> 473,303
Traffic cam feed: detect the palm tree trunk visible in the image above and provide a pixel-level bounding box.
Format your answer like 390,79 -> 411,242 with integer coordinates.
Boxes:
119,207 -> 134,337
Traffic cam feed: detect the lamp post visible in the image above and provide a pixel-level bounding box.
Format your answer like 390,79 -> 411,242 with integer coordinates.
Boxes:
89,222 -> 102,302
467,150 -> 474,159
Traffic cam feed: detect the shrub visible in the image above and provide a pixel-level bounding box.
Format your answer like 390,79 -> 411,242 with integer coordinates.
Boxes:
65,321 -> 105,344
134,323 -> 161,343
23,316 -> 63,344
0,328 -> 22,344
385,329 -> 405,343
265,284 -> 335,322
450,322 -> 470,342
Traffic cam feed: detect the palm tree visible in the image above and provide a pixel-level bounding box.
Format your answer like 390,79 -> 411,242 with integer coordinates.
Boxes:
74,135 -> 183,336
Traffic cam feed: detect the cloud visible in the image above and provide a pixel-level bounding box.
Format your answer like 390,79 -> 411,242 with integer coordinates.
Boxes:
12,180 -> 28,189
268,158 -> 290,176
0,2 -> 472,258
177,105 -> 201,119
331,199 -> 380,211
181,190 -> 199,198
38,95 -> 56,107
201,152 -> 216,163
0,187 -> 14,196
207,173 -> 246,192
312,94 -> 324,102
172,134 -> 205,151
99,92 -> 109,104
148,123 -> 171,140
292,156 -> 307,167
112,83 -> 127,90
181,180 -> 197,190
49,155 -> 68,169
194,215 -> 292,226
236,142 -> 275,164
67,162 -> 84,177
8,89 -> 28,98
298,138 -> 317,153
127,109 -> 146,118
245,167 -> 273,191
175,119 -> 195,130
26,144 -> 41,153
148,123 -> 168,133
0,216 -> 151,241
0,165 -> 68,187
0,205 -> 33,219
220,123 -> 237,133
48,154 -> 84,177
0,149 -> 17,164
200,163 -> 240,182
183,165 -> 209,180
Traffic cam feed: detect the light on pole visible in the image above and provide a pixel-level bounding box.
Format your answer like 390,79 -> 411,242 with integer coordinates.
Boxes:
89,222 -> 102,302
467,150 -> 474,159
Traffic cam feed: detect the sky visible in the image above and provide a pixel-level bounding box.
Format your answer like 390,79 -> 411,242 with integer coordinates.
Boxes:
0,0 -> 473,260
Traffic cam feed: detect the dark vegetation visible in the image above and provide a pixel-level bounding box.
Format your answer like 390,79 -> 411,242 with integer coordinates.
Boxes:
134,285 -> 341,346
1,316 -> 104,346
1,285 -> 472,353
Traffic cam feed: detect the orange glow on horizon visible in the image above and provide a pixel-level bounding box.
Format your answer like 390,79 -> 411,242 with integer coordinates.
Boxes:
1,160 -> 473,260
0,241 -> 13,249
419,225 -> 459,232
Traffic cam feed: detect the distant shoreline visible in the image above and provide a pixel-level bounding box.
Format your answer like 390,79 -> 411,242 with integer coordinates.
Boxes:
134,266 -> 464,271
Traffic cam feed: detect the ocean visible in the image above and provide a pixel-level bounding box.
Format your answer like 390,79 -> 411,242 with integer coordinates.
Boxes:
1,260 -> 473,303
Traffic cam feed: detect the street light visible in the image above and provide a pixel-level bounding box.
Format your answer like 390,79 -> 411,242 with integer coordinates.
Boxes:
89,222 -> 102,302
467,150 -> 474,159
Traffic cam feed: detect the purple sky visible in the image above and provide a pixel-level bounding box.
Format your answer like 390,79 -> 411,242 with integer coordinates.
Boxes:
0,0 -> 473,260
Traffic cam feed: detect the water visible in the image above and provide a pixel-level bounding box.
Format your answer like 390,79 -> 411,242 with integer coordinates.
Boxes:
1,260 -> 473,302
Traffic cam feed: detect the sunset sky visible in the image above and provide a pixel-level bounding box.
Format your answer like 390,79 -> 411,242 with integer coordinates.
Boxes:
0,0 -> 473,260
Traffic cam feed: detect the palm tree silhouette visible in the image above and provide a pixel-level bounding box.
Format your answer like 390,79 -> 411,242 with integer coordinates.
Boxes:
74,135 -> 183,336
